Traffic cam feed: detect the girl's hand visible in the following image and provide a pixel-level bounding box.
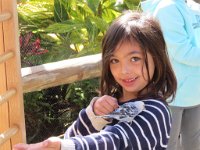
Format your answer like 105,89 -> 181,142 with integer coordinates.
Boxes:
13,137 -> 61,150
93,95 -> 119,116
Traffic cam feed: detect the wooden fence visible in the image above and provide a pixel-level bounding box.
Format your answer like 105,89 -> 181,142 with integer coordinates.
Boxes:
0,0 -> 102,149
21,53 -> 102,93
0,0 -> 26,149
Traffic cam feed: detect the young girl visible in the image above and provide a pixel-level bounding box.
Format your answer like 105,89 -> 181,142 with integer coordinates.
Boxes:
13,11 -> 177,150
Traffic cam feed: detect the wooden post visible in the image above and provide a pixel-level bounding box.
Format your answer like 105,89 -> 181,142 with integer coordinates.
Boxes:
0,0 -> 26,149
0,0 -> 11,148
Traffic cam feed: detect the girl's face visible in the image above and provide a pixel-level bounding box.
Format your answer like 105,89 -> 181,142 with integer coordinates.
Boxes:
110,41 -> 155,102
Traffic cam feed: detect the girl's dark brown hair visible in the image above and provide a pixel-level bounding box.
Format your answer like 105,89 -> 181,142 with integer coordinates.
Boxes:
100,11 -> 177,101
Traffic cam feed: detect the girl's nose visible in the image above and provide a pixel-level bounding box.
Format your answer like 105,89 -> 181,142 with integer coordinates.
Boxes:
121,64 -> 130,74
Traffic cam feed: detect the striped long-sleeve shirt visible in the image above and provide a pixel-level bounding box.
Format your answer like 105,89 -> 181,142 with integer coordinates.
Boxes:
61,98 -> 171,150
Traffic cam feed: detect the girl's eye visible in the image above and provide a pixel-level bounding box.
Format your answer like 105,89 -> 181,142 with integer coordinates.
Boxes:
131,57 -> 140,62
110,58 -> 119,64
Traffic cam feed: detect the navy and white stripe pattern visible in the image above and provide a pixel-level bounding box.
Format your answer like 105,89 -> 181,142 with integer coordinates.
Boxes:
64,99 -> 171,150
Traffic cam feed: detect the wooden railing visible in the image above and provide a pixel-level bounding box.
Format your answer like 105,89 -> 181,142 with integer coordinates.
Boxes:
0,0 -> 26,149
21,53 -> 102,93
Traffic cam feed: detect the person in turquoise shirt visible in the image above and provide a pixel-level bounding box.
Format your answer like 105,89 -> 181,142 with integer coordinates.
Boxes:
141,0 -> 200,150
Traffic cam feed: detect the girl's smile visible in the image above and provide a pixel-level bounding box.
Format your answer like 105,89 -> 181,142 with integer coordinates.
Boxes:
110,41 -> 155,102
121,77 -> 138,87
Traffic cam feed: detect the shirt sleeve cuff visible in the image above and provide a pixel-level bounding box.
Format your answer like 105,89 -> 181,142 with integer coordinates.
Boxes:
60,139 -> 76,150
85,97 -> 112,131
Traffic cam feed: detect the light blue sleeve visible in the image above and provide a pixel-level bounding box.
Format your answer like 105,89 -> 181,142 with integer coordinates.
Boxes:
154,3 -> 200,67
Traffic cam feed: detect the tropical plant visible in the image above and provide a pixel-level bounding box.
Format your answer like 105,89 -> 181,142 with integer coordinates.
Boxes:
24,78 -> 99,143
18,0 -> 125,66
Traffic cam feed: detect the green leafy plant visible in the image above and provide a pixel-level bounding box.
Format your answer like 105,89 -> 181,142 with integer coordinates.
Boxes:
24,78 -> 99,143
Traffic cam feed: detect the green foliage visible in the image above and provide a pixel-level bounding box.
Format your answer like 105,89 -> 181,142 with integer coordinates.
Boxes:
54,0 -> 69,22
65,79 -> 100,108
18,0 -> 123,65
18,0 -> 54,32
24,78 -> 100,143
124,0 -> 141,10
